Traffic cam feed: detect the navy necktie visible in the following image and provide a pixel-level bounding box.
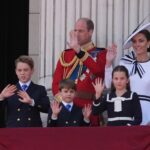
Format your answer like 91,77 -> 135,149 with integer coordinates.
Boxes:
22,84 -> 28,91
66,104 -> 71,111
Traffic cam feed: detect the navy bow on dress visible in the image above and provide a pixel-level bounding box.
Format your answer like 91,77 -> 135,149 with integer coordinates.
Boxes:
121,51 -> 145,78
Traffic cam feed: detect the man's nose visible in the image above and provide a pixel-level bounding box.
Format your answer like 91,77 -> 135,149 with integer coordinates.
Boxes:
21,71 -> 25,74
75,30 -> 79,34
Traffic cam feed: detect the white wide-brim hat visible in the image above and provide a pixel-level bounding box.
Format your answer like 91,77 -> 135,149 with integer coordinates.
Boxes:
123,22 -> 150,49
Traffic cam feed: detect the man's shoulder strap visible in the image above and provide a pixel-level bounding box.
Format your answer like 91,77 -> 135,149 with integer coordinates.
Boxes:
64,48 -> 72,51
90,47 -> 106,57
95,47 -> 106,51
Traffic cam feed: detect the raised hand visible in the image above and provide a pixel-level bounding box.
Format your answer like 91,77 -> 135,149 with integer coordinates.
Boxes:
0,84 -> 17,100
82,104 -> 92,121
17,90 -> 33,105
67,30 -> 81,53
106,44 -> 117,67
92,78 -> 105,99
50,100 -> 62,118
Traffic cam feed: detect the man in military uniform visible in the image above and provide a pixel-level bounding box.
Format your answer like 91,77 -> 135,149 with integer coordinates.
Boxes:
52,18 -> 107,126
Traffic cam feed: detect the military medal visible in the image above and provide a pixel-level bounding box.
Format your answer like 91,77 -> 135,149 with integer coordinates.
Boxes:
80,74 -> 86,81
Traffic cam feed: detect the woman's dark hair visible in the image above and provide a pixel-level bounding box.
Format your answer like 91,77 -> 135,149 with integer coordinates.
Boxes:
132,29 -> 150,52
111,65 -> 130,92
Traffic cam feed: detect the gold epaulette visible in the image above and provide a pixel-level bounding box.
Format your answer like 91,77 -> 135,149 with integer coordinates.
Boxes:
66,58 -> 80,78
54,93 -> 62,102
59,51 -> 78,67
59,48 -> 89,79
59,50 -> 80,79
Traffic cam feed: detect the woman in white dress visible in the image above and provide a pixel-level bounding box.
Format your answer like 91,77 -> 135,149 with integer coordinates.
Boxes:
105,23 -> 150,125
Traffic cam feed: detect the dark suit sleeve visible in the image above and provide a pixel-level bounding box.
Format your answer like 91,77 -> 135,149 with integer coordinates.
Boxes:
92,95 -> 107,115
80,118 -> 90,127
47,108 -> 58,127
34,86 -> 50,113
130,93 -> 142,125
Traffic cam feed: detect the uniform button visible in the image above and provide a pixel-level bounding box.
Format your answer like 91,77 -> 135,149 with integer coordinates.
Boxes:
28,117 -> 31,121
65,121 -> 68,124
17,108 -> 21,112
48,120 -> 51,123
17,118 -> 20,121
73,120 -> 77,124
38,105 -> 42,108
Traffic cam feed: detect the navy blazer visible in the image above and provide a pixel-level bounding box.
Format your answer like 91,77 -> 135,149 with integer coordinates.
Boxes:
47,103 -> 90,127
92,91 -> 142,126
2,82 -> 50,127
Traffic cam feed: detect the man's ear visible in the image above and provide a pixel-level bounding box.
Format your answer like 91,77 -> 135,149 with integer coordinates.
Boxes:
147,41 -> 150,48
89,29 -> 93,36
31,68 -> 34,74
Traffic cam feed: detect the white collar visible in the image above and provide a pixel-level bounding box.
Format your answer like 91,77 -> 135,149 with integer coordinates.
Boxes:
62,100 -> 73,107
19,80 -> 31,87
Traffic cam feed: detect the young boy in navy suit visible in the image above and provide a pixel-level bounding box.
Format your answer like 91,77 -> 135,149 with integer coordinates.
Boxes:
47,79 -> 92,127
0,55 -> 50,127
